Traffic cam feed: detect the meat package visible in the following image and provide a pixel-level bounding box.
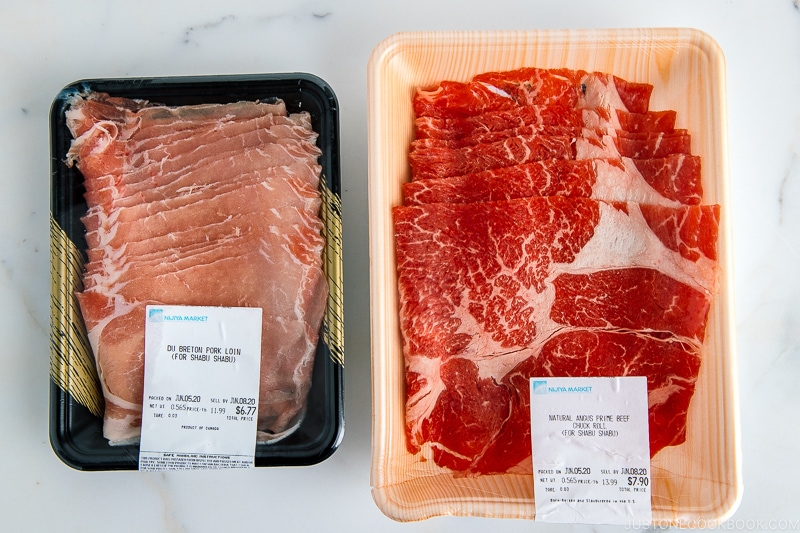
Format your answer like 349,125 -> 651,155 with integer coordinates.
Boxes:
393,67 -> 720,476
50,74 -> 344,469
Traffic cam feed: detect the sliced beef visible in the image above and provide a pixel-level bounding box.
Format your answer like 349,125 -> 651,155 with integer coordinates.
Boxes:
395,67 -> 720,476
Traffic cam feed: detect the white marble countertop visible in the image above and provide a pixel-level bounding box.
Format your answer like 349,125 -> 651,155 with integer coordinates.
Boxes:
1,1 -> 799,531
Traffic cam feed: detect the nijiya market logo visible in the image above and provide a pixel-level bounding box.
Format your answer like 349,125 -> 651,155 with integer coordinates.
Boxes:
147,308 -> 209,323
533,380 -> 593,394
148,308 -> 163,322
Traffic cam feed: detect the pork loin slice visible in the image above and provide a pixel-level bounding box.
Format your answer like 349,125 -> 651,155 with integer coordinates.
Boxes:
66,93 -> 287,141
83,167 -> 321,247
83,175 -> 320,250
84,143 -> 321,211
83,161 -> 321,243
83,206 -> 324,291
75,109 -> 310,185
83,210 -> 320,277
66,96 -> 291,183
84,172 -> 321,264
120,116 -> 318,183
81,123 -> 320,198
83,213 -> 324,296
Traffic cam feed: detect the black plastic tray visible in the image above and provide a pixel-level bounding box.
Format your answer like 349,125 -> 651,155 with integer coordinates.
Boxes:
49,73 -> 344,470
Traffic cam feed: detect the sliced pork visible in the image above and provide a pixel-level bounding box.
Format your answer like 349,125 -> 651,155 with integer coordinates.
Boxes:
66,92 -> 328,445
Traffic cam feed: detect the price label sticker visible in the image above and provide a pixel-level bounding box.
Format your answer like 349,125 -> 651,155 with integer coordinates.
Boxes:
530,376 -> 652,525
139,305 -> 262,471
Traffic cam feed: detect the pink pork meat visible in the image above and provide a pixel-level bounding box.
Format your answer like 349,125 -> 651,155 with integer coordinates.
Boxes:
66,93 -> 328,445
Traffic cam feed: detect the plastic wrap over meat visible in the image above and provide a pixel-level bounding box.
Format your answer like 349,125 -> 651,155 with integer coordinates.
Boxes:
66,93 -> 328,445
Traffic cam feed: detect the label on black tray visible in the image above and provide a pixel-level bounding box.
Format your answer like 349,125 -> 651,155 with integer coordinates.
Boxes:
139,305 -> 262,471
529,376 -> 652,525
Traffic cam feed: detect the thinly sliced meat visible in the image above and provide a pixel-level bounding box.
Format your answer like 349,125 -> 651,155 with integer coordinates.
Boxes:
415,105 -> 587,140
78,242 -> 327,444
83,177 -> 318,249
66,96 -> 292,184
531,330 -> 702,455
87,159 -> 321,215
409,135 -> 574,180
66,93 -> 328,445
395,195 -> 718,475
414,68 -> 652,119
83,211 -> 324,293
631,154 -> 702,205
85,146 -> 321,210
574,131 -> 690,159
397,67 -> 719,477
66,93 -> 287,140
84,173 -> 321,264
83,206 -> 324,293
411,130 -> 689,181
82,168 -> 321,243
472,69 -> 654,113
593,157 -> 702,206
414,330 -> 701,475
640,202 -> 720,261
411,124 -> 688,151
78,248 -> 327,444
83,210 -> 321,278
82,129 -> 320,196
550,268 -> 712,340
394,197 -> 717,360
82,235 -> 325,325
403,160 -> 596,205
412,124 -> 583,150
415,105 -> 676,142
616,109 -> 677,132
403,155 -> 701,207
613,132 -> 691,159
70,104 -> 316,198
124,115 -> 318,172
405,356 -> 516,473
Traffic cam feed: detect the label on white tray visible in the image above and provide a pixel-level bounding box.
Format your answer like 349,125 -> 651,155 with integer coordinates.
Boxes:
139,305 -> 262,471
529,376 -> 652,525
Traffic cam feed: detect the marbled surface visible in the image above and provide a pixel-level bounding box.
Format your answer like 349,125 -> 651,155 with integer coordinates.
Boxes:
1,1 -> 799,531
